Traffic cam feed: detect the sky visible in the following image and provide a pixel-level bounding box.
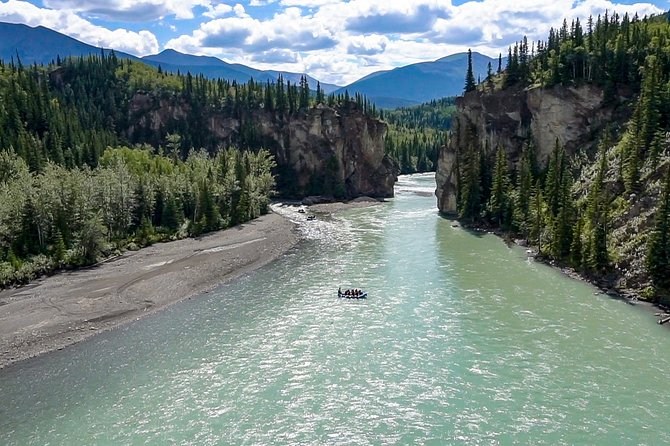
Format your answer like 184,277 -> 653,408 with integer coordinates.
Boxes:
0,0 -> 667,85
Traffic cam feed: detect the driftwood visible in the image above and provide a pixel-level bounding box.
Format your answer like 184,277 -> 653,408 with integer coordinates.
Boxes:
658,316 -> 670,325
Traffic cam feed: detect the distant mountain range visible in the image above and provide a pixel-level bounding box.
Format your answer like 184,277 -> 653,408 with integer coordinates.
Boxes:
141,49 -> 340,93
335,52 -> 499,108
0,22 -> 140,63
0,22 -> 339,93
0,21 -> 497,108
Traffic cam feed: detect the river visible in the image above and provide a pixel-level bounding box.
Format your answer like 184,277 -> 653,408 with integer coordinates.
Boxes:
1,173 -> 669,445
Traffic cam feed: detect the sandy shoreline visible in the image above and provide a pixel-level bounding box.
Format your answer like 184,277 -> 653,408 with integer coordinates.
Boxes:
0,198 -> 384,371
0,212 -> 299,370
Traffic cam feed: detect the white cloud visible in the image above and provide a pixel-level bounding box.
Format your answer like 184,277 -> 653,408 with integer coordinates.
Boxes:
42,0 -> 214,21
279,0 -> 341,6
2,0 -> 663,85
203,3 -> 233,18
162,0 -> 662,84
346,34 -> 389,55
0,0 -> 159,55
167,6 -> 337,53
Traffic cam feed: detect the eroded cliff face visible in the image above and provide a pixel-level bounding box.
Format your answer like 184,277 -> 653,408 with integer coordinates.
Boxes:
128,94 -> 396,199
436,85 -> 611,213
253,105 -> 396,198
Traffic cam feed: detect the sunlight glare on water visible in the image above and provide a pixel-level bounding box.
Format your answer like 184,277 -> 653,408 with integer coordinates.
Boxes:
1,174 -> 669,445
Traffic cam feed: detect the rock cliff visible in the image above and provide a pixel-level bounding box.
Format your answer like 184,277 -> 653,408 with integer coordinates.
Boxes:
128,94 -> 397,199
436,84 -> 613,214
436,83 -> 670,299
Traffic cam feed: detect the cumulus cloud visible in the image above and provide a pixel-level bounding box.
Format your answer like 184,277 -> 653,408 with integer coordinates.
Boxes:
345,3 -> 451,34
250,48 -> 299,63
2,0 -> 664,85
346,34 -> 389,55
280,0 -> 341,6
0,0 -> 159,55
42,0 -> 212,21
203,3 -> 234,19
168,6 -> 337,53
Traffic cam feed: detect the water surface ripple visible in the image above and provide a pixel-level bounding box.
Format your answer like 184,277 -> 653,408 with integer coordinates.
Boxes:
1,174 -> 669,445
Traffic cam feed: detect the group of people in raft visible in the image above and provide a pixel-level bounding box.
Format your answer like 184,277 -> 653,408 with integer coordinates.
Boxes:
338,287 -> 364,297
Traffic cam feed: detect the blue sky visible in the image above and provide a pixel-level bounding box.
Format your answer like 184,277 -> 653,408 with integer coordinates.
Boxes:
0,0 -> 667,85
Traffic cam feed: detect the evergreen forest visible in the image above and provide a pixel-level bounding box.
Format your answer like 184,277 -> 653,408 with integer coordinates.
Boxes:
382,98 -> 455,174
455,12 -> 670,300
0,53 -> 380,286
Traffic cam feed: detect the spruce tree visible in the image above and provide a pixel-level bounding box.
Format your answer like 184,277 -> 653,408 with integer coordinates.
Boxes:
570,217 -> 584,270
647,168 -> 670,290
458,143 -> 481,220
586,144 -> 609,271
530,180 -> 545,253
464,49 -> 477,93
488,145 -> 509,226
550,171 -> 573,259
514,140 -> 534,234
545,139 -> 565,218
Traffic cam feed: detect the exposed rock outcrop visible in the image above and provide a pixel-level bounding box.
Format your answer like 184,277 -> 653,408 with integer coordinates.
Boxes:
128,94 -> 396,199
435,83 -> 670,300
436,84 -> 613,214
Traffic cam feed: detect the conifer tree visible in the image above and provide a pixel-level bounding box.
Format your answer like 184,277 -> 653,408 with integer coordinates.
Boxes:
647,168 -> 670,290
464,49 -> 477,93
545,139 -> 565,219
530,180 -> 545,253
550,171 -> 573,259
488,145 -> 509,226
458,143 -> 481,220
514,139 -> 534,234
316,81 -> 324,104
569,217 -> 584,269
299,75 -> 310,109
586,143 -> 609,271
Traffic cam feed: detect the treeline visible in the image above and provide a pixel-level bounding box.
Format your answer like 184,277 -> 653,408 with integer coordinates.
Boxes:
502,11 -> 670,98
385,126 -> 445,174
381,98 -> 454,174
458,138 -> 613,273
0,53 -> 379,172
381,97 -> 456,130
459,11 -> 670,297
0,53 -> 391,286
0,147 -> 276,287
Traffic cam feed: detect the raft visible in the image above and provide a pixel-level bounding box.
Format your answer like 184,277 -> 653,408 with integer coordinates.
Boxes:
338,290 -> 368,299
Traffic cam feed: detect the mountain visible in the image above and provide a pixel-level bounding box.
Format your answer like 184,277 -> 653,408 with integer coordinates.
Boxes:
335,52 -> 499,108
0,22 -> 138,64
0,22 -> 339,93
142,49 -> 340,93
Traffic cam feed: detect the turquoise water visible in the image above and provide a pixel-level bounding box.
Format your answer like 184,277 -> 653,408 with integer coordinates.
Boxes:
1,174 -> 669,445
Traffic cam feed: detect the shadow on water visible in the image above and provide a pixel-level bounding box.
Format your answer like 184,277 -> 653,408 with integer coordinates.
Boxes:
437,213 -> 489,238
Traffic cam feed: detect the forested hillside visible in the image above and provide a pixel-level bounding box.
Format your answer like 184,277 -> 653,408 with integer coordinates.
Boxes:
439,12 -> 670,302
381,98 -> 455,174
0,54 -> 387,287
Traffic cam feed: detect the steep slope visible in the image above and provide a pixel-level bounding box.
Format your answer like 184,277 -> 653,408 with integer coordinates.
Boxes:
0,22 -> 339,93
436,85 -> 616,213
436,12 -> 670,302
336,52 -> 499,108
0,22 -> 138,63
127,94 -> 396,198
